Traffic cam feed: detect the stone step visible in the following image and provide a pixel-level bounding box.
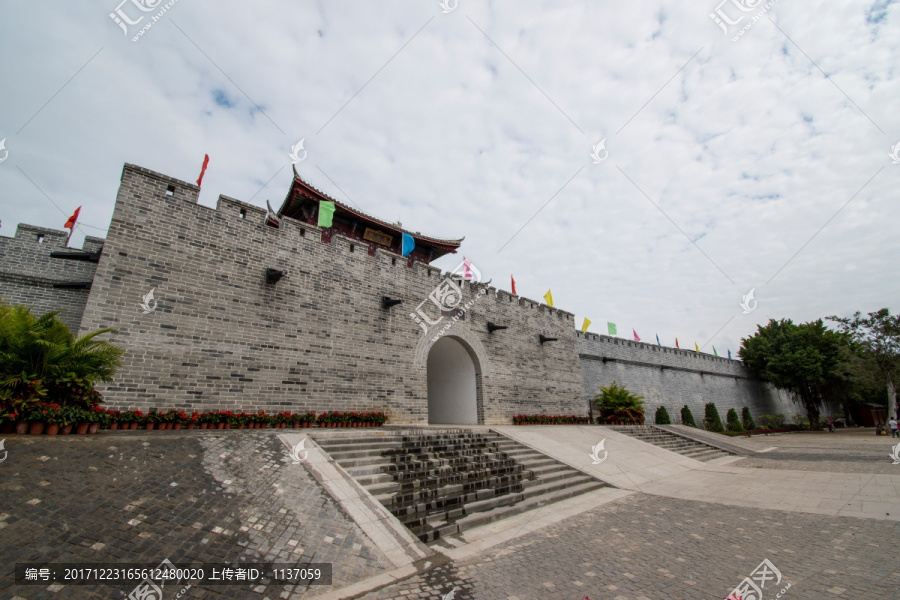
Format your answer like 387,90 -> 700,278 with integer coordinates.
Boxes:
313,428 -> 611,545
609,426 -> 734,461
451,479 -> 607,533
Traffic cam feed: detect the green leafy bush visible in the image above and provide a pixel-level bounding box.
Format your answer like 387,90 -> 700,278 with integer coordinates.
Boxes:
741,406 -> 755,430
680,405 -> 697,427
594,381 -> 645,424
791,413 -> 810,428
703,402 -> 725,433
757,414 -> 786,429
725,408 -> 744,432
655,406 -> 671,425
0,303 -> 123,424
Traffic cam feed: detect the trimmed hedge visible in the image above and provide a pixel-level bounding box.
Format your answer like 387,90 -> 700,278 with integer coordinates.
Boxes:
655,406 -> 672,425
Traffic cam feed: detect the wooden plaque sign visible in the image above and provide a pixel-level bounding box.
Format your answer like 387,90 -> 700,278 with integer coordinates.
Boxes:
363,228 -> 393,247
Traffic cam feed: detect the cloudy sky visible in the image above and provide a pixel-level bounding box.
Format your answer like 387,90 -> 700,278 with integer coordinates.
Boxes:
1,0 -> 898,355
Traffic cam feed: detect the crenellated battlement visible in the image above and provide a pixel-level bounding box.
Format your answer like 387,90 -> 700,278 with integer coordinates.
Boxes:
2,161 -> 792,424
119,163 -> 576,322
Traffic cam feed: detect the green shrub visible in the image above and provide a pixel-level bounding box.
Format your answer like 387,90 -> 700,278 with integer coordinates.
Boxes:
757,414 -> 786,429
594,381 -> 645,424
0,303 -> 123,423
741,406 -> 755,430
791,413 -> 809,428
680,405 -> 697,427
654,406 -> 671,425
703,402 -> 725,433
725,408 -> 744,432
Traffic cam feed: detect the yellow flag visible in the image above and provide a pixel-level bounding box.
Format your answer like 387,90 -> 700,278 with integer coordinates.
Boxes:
581,317 -> 591,333
694,342 -> 700,353
543,290 -> 553,306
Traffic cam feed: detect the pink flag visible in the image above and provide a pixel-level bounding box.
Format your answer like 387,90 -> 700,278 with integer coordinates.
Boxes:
463,257 -> 473,280
633,329 -> 641,342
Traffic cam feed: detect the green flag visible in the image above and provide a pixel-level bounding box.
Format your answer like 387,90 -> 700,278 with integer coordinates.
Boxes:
607,322 -> 617,335
318,201 -> 336,228
713,346 -> 718,356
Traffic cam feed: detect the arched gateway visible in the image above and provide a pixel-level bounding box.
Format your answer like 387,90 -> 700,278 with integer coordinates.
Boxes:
415,326 -> 488,425
426,336 -> 478,424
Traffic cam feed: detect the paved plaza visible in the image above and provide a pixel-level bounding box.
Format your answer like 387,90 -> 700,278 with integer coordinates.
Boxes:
1,427 -> 898,599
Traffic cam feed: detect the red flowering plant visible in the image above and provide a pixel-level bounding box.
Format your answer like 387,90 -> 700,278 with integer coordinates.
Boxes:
34,403 -> 63,425
250,411 -> 269,426
105,409 -> 122,425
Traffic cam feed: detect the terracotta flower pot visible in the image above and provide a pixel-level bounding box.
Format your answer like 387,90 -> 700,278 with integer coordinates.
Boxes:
109,423 -> 119,430
88,423 -> 100,434
60,424 -> 73,435
173,423 -> 182,430
219,423 -> 227,429
76,423 -> 89,435
200,423 -> 208,429
187,423 -> 195,430
130,423 -> 138,430
29,422 -> 45,435
45,424 -> 60,435
237,424 -> 244,429
1,422 -> 15,434
15,422 -> 28,434
145,423 -> 154,430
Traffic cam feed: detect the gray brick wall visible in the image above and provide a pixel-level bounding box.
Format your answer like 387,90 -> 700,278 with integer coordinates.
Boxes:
0,224 -> 103,332
77,164 -> 585,424
4,163 -> 821,426
577,332 -> 802,422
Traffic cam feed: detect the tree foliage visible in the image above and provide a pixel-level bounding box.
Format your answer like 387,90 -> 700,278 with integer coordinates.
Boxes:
828,309 -> 900,418
739,318 -> 845,428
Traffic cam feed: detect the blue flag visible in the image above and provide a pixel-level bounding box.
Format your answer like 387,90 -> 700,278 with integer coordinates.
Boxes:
728,349 -> 732,360
656,334 -> 661,346
401,233 -> 415,257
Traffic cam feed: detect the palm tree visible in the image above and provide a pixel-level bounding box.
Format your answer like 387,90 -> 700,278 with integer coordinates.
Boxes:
0,303 -> 124,418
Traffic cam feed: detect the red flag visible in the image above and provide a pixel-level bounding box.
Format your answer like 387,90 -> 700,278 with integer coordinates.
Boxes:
196,154 -> 210,187
511,275 -> 517,295
675,338 -> 680,349
63,206 -> 81,231
633,329 -> 641,342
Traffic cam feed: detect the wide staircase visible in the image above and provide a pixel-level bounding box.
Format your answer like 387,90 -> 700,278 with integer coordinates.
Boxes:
315,429 -> 608,544
607,425 -> 733,461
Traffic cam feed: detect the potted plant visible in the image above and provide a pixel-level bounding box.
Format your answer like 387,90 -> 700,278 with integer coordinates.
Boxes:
105,409 -> 121,430
40,403 -> 62,435
57,405 -> 78,434
87,405 -> 107,434
72,407 -> 90,434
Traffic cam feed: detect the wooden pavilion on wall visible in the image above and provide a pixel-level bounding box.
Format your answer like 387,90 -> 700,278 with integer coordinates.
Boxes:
277,167 -> 463,266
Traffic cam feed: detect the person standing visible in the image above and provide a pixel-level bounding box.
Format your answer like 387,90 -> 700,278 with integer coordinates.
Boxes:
889,417 -> 899,439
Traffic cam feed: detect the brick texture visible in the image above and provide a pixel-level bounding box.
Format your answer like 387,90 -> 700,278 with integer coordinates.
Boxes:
2,163 -> 816,425
76,164 -> 584,424
0,224 -> 103,332
578,332 -> 807,421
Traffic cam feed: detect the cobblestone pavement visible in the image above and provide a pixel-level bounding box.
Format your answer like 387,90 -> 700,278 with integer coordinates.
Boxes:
733,429 -> 900,474
3,428 -> 900,600
357,493 -> 900,600
0,430 -> 389,599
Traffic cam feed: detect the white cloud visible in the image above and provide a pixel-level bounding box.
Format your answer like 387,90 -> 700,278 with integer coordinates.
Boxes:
1,0 -> 898,356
